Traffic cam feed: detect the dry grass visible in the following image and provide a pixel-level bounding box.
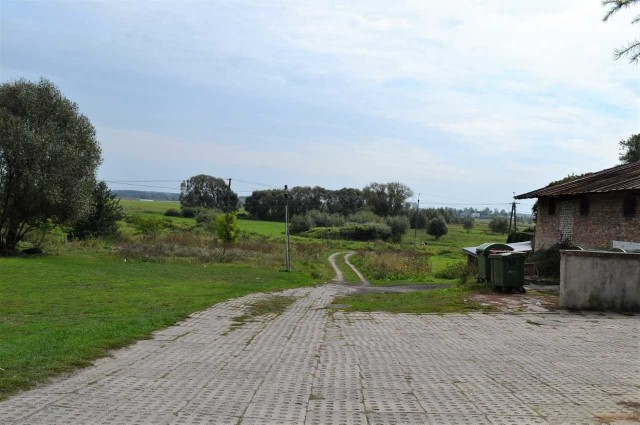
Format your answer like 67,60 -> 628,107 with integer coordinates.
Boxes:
352,250 -> 432,281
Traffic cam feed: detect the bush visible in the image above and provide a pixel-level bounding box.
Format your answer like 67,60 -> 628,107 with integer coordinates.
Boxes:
507,231 -> 534,243
290,214 -> 315,234
385,216 -> 409,243
195,209 -> 219,228
72,182 -> 124,239
180,207 -> 198,218
302,222 -> 392,241
410,211 -> 428,229
462,217 -> 474,232
427,216 -> 448,240
125,215 -> 172,236
489,217 -> 509,234
529,245 -> 561,278
348,210 -> 384,224
164,208 -> 182,217
216,212 -> 239,242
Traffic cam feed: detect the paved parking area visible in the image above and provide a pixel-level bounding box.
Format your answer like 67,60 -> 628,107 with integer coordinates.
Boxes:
1,285 -> 638,424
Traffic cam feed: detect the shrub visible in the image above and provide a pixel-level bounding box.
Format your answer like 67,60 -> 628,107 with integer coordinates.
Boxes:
507,231 -> 534,243
290,214 -> 315,234
180,207 -> 198,218
340,222 -> 392,241
410,211 -> 428,229
195,209 -> 219,228
530,245 -> 561,278
385,216 -> 409,243
462,217 -> 474,232
489,217 -> 509,234
164,208 -> 182,217
125,215 -> 172,236
72,182 -> 124,239
348,210 -> 384,224
427,216 -> 448,240
216,212 -> 239,242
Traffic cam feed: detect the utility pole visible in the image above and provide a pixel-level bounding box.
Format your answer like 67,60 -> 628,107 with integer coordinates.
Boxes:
223,178 -> 232,253
414,193 -> 420,250
284,185 -> 291,272
508,192 -> 517,235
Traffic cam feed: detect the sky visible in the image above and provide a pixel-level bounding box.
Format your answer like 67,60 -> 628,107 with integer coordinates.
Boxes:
1,0 -> 639,211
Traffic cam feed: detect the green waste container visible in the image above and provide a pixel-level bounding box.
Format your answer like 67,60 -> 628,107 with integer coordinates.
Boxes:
476,243 -> 513,282
488,251 -> 526,292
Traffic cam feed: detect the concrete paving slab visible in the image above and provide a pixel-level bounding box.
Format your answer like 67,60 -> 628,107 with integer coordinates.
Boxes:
1,284 -> 638,425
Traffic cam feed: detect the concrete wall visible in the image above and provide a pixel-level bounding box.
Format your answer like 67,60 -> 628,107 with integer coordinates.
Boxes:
536,192 -> 640,250
560,250 -> 640,312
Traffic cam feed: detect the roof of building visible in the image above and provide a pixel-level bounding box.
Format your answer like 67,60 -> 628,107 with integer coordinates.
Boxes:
462,241 -> 532,257
515,162 -> 640,199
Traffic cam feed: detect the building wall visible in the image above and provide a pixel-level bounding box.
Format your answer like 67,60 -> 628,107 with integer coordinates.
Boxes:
561,250 -> 640,312
535,192 -> 640,250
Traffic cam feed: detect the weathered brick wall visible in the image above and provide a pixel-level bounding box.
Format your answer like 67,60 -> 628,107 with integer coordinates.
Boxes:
535,192 -> 640,250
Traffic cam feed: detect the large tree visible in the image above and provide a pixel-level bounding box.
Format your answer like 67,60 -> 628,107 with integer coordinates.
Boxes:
0,79 -> 101,254
603,0 -> 640,63
619,133 -> 640,163
180,174 -> 239,211
363,182 -> 413,216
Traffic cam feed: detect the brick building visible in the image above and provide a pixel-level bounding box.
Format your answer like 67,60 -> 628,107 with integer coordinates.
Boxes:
515,162 -> 640,251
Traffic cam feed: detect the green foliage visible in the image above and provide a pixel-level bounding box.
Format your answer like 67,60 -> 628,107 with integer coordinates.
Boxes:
180,206 -> 198,218
410,210 -> 428,229
180,174 -> 238,210
290,214 -> 315,234
0,78 -> 101,254
489,217 -> 509,234
216,212 -> 239,242
348,210 -> 384,224
164,208 -> 182,217
362,182 -> 413,216
72,182 -> 124,239
602,0 -> 640,63
384,215 -> 409,243
507,231 -> 534,243
125,215 -> 172,236
619,133 -> 640,163
530,245 -> 561,278
461,217 -> 474,232
427,216 -> 448,240
302,222 -> 392,241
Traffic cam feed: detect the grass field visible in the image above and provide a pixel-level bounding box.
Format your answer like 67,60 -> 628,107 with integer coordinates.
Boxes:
0,253 -> 319,400
2,201 -> 511,399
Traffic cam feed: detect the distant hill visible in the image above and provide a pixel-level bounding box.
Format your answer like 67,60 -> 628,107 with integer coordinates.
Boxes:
114,190 -> 180,201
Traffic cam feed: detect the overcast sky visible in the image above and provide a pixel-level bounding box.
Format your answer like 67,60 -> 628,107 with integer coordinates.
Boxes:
1,1 -> 638,210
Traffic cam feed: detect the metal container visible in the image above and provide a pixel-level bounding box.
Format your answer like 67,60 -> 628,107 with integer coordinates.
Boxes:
475,243 -> 513,282
488,251 -> 527,292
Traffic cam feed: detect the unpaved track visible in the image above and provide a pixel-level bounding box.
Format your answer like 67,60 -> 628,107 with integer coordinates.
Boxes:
2,279 -> 638,424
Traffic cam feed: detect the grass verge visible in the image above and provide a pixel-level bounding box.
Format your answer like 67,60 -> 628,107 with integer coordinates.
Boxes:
332,285 -> 496,314
0,254 -> 316,400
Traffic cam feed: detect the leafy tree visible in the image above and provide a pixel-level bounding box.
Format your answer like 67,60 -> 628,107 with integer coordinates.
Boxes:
363,182 -> 413,216
427,216 -> 448,240
180,174 -> 238,211
72,181 -> 124,238
410,210 -> 428,229
619,133 -> 640,163
602,0 -> 640,63
0,79 -> 101,254
216,212 -> 238,242
489,217 -> 509,234
385,215 -> 410,243
462,217 -> 474,232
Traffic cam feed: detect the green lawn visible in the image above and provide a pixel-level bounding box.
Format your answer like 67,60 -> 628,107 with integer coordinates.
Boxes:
0,253 -> 317,399
119,199 -> 181,215
238,219 -> 285,237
